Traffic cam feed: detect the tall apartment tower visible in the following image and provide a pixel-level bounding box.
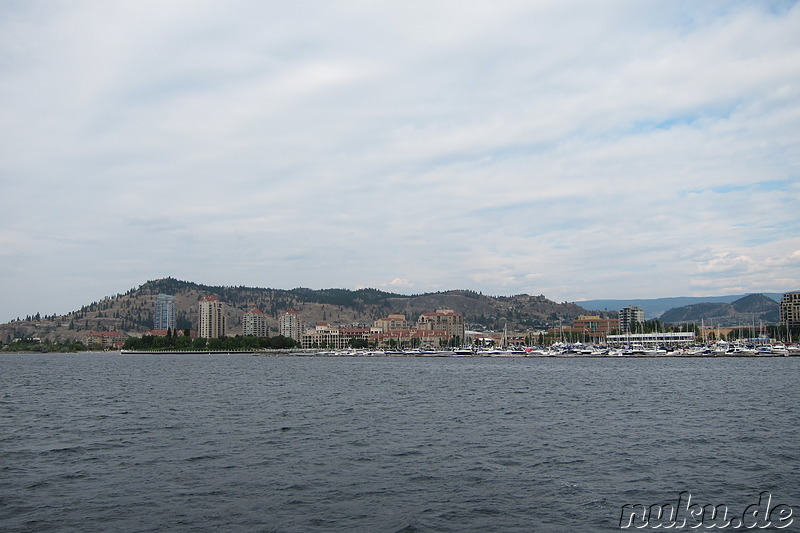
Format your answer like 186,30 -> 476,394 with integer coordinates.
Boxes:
243,307 -> 268,337
619,306 -> 645,334
198,296 -> 226,339
279,310 -> 303,341
780,291 -> 800,326
154,294 -> 176,331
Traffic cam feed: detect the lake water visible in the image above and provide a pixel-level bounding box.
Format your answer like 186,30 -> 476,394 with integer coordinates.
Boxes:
1,353 -> 798,532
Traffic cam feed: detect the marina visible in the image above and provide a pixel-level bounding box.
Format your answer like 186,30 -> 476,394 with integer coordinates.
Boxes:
254,341 -> 800,358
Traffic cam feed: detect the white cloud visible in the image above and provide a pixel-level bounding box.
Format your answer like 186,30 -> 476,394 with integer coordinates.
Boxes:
1,0 -> 799,321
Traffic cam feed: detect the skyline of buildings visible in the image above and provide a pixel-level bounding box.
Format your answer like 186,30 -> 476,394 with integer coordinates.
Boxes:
76,289 -> 800,349
139,290 -> 798,345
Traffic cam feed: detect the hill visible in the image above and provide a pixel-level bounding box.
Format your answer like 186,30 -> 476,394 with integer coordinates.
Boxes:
658,294 -> 780,326
0,277 -> 597,344
575,293 -> 783,319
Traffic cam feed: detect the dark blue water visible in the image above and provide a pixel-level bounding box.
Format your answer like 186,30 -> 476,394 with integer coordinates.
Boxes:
1,354 -> 798,532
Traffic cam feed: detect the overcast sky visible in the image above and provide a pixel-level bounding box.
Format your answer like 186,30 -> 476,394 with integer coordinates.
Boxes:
1,1 -> 799,322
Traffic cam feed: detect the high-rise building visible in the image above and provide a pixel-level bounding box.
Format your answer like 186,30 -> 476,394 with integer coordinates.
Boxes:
279,310 -> 303,341
154,294 -> 176,331
619,306 -> 645,334
198,296 -> 225,339
417,309 -> 465,344
780,291 -> 800,326
243,307 -> 268,337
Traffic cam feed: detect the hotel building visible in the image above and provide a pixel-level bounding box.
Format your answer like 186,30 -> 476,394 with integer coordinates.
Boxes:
417,309 -> 465,344
302,323 -> 343,349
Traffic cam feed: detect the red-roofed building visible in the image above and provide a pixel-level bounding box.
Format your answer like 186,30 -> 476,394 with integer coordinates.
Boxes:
86,331 -> 129,349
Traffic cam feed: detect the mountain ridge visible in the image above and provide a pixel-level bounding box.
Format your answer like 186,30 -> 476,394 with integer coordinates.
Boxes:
574,293 -> 784,319
658,294 -> 780,326
1,278 -> 792,345
0,277 -> 593,343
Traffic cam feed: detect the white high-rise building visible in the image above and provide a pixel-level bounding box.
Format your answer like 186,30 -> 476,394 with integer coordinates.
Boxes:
619,306 -> 645,334
279,310 -> 303,341
198,296 -> 226,339
243,307 -> 268,337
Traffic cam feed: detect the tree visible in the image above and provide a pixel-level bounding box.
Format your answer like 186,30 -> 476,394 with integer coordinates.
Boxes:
192,337 -> 207,349
175,335 -> 192,350
349,338 -> 368,349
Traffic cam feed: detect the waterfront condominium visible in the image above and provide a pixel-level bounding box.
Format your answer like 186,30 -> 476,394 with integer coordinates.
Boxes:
279,309 -> 303,341
374,313 -> 409,333
417,309 -> 465,345
780,291 -> 800,326
243,307 -> 268,337
198,296 -> 226,339
619,305 -> 645,334
154,294 -> 176,331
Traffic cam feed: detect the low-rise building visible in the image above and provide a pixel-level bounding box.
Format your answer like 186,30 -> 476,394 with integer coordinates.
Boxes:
606,332 -> 695,347
86,331 -> 129,349
374,313 -> 408,333
302,323 -> 344,349
571,315 -> 620,341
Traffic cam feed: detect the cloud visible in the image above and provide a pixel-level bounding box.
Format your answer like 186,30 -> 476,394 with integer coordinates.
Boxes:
0,1 -> 799,321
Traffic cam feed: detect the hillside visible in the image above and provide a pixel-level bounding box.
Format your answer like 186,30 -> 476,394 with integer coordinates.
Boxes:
575,293 -> 783,319
0,278 -> 597,344
658,294 -> 780,326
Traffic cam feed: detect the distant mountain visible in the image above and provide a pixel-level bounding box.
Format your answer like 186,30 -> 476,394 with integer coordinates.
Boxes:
658,294 -> 779,326
575,293 -> 783,319
0,278 -> 594,343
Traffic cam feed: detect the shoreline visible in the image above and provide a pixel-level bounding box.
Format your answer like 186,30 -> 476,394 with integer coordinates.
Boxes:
3,349 -> 797,358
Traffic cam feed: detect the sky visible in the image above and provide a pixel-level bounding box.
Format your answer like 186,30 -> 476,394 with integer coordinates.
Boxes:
1,0 -> 799,322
